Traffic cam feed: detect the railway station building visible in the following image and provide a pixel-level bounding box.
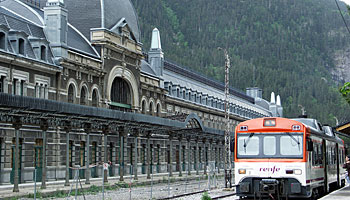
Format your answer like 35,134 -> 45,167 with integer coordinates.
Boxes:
0,0 -> 283,189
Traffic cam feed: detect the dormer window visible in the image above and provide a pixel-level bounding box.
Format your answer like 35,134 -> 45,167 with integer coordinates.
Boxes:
0,32 -> 5,50
18,38 -> 25,55
40,45 -> 46,61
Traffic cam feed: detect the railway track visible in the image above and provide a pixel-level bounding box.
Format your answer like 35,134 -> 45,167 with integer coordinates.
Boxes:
157,188 -> 237,200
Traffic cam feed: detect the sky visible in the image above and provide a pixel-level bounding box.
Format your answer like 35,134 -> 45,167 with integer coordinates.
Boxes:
342,0 -> 350,5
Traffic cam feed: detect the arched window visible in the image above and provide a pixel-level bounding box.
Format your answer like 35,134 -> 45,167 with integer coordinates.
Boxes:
205,98 -> 208,105
40,45 -> 46,61
156,103 -> 161,117
168,86 -> 172,95
194,94 -> 197,102
111,77 -> 131,111
177,88 -> 180,97
183,90 -> 186,99
92,89 -> 98,107
141,100 -> 146,114
68,84 -> 75,103
188,92 -> 191,101
18,38 -> 24,55
149,101 -> 154,116
199,96 -> 202,104
0,32 -> 5,50
80,86 -> 87,105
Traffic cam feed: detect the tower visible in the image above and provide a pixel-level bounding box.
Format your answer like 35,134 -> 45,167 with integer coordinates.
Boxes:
44,0 -> 68,58
148,28 -> 164,86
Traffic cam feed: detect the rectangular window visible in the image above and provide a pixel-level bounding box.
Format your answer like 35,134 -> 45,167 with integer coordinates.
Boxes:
263,136 -> 276,156
237,136 -> 259,156
13,78 -> 17,95
20,80 -> 24,96
280,136 -> 303,156
237,132 -> 303,159
0,76 -> 4,92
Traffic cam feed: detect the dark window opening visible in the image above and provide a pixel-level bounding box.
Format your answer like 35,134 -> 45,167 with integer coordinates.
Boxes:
40,45 -> 46,61
18,38 -> 24,55
110,77 -> 131,111
92,89 -> 98,107
68,84 -> 75,103
0,32 -> 5,50
149,101 -> 154,116
0,76 -> 4,93
141,100 -> 146,114
13,78 -> 17,95
80,87 -> 87,105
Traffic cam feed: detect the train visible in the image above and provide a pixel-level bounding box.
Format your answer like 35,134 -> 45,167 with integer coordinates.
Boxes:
234,117 -> 346,199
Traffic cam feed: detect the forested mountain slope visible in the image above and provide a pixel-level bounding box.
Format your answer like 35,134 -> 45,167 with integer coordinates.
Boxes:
131,0 -> 350,125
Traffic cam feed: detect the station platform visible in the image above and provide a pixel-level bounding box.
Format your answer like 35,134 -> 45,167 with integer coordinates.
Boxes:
319,186 -> 350,200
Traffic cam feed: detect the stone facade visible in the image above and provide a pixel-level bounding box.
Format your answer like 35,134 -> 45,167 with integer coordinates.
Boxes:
0,0 -> 282,186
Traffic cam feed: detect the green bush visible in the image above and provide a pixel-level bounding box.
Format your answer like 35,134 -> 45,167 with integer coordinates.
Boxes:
201,192 -> 212,200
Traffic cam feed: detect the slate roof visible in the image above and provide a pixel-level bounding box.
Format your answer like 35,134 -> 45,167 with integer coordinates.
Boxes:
0,0 -> 100,59
140,60 -> 156,77
39,0 -> 141,43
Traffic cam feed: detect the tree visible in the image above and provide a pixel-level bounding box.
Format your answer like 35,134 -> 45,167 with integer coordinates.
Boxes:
340,82 -> 350,105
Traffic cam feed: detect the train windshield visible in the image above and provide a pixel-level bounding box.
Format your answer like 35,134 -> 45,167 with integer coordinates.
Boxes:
237,132 -> 304,159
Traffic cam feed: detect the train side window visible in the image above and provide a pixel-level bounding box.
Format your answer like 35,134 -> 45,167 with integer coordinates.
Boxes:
312,143 -> 318,166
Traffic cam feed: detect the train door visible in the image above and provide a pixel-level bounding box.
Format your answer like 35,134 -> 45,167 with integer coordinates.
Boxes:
10,138 -> 22,184
322,140 -> 328,193
34,139 -> 43,182
336,143 -> 340,187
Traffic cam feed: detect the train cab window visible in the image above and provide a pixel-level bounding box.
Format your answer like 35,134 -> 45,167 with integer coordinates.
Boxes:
263,136 -> 276,155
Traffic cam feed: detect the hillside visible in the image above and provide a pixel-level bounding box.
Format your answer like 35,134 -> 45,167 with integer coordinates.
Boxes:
131,0 -> 350,125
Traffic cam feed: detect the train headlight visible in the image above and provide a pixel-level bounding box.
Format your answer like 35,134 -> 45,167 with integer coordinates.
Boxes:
238,169 -> 246,174
286,169 -> 302,175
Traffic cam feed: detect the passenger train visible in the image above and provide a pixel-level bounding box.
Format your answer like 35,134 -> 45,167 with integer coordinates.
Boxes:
234,117 -> 346,199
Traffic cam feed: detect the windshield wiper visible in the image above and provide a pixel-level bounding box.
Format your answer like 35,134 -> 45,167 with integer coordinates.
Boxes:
286,132 -> 300,150
243,133 -> 255,153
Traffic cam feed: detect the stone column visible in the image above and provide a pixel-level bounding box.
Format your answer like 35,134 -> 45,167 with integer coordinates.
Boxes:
146,133 -> 151,179
64,128 -> 70,186
119,129 -> 125,181
169,135 -> 173,177
12,122 -> 21,192
178,136 -> 182,177
133,130 -> 138,180
187,138 -> 191,175
41,122 -> 48,189
203,139 -> 207,175
196,138 -> 199,175
85,129 -> 90,184
103,134 -> 108,183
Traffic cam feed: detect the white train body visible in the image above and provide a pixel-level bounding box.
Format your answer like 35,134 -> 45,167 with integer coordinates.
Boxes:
235,117 -> 346,199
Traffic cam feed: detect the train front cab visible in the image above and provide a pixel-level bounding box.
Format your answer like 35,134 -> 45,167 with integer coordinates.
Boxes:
235,118 -> 313,199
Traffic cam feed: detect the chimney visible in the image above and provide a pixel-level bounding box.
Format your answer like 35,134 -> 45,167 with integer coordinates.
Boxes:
269,92 -> 277,117
44,0 -> 68,58
276,95 -> 283,117
246,87 -> 262,99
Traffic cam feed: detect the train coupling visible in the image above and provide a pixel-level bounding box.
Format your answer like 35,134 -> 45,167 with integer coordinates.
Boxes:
259,179 -> 279,194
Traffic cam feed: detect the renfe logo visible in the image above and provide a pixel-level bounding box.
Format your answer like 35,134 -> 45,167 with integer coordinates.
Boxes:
259,166 -> 281,174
